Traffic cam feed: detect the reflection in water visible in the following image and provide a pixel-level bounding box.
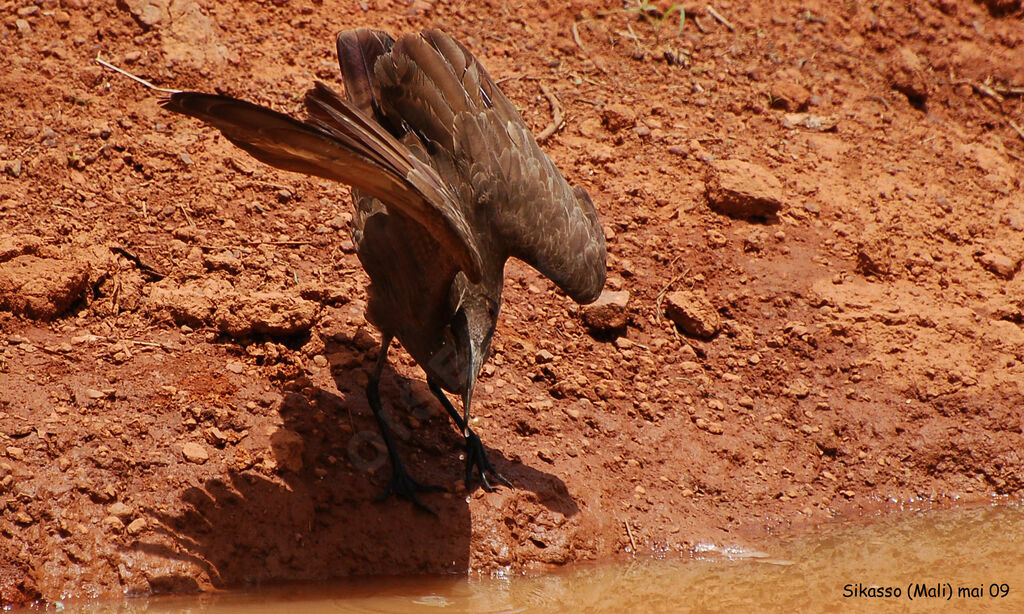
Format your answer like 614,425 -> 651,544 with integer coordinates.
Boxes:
51,504 -> 1023,614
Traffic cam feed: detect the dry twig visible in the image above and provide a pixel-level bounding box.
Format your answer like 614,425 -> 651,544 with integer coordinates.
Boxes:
95,55 -> 181,94
706,5 -> 735,31
571,21 -> 584,49
110,245 -> 165,279
536,84 -> 565,142
624,520 -> 638,556
992,85 -> 1024,97
1009,119 -> 1024,143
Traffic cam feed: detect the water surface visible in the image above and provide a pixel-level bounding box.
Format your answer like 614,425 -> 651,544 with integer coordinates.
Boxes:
48,503 -> 1024,613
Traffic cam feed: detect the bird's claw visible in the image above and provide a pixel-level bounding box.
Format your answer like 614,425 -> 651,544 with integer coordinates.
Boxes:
376,467 -> 445,515
464,429 -> 513,492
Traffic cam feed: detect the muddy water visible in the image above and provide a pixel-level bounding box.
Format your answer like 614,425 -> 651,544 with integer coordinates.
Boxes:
52,503 -> 1023,614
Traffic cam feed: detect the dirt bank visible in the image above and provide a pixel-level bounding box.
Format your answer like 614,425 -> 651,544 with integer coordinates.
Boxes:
1,0 -> 1023,605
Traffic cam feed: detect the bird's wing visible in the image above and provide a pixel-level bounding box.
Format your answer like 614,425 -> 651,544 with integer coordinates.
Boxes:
161,89 -> 483,283
367,29 -> 606,304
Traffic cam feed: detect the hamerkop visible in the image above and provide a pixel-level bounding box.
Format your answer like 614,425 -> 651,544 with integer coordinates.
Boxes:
159,29 -> 606,511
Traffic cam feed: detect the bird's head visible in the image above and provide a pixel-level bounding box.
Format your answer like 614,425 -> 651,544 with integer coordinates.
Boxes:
424,280 -> 501,396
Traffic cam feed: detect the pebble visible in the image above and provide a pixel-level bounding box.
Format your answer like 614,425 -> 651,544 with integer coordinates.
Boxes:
706,229 -> 728,248
226,361 -> 245,374
695,418 -> 724,434
781,113 -> 838,132
15,19 -> 31,35
126,518 -> 147,535
181,442 -> 210,464
600,104 -> 636,132
886,46 -> 929,105
4,159 -> 22,178
102,515 -> 125,532
768,80 -> 811,111
663,290 -> 721,339
107,502 -> 133,519
977,252 -> 1018,279
705,159 -> 784,220
788,380 -> 811,399
581,289 -> 630,334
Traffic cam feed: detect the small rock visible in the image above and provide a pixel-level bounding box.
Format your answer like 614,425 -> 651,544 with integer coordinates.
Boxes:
4,159 -> 22,178
781,113 -> 838,132
126,517 -> 147,535
107,502 -> 133,520
328,213 -> 351,230
225,361 -> 245,374
6,447 -> 24,461
102,515 -> 125,532
600,104 -> 636,132
695,417 -> 724,434
181,442 -> 210,464
706,229 -> 728,248
14,511 -> 33,525
120,0 -> 167,26
743,228 -> 768,252
203,251 -> 242,273
0,255 -> 91,320
856,228 -> 899,277
205,427 -> 228,446
768,81 -> 811,111
581,289 -> 629,334
788,380 -> 811,399
705,160 -> 784,220
535,349 -> 554,364
214,292 -> 320,337
15,19 -> 31,36
663,290 -> 721,340
270,427 -> 304,473
887,47 -> 929,106
977,252 -> 1019,279
312,354 -> 328,368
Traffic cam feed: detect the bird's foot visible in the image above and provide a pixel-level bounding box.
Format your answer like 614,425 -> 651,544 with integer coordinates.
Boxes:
464,429 -> 513,492
376,464 -> 444,515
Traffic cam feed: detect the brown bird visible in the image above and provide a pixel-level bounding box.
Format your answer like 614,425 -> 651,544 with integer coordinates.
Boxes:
159,29 -> 606,511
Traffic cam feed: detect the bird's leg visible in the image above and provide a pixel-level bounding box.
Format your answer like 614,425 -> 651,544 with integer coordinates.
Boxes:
366,336 -> 443,513
428,379 -> 512,492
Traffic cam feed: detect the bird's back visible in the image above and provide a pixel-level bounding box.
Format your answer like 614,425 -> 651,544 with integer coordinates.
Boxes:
332,29 -> 606,305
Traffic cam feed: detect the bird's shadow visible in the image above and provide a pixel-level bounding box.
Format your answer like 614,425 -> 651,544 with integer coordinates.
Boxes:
130,335 -> 578,589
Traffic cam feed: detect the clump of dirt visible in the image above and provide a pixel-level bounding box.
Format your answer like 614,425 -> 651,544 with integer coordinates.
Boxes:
1,0 -> 1023,606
